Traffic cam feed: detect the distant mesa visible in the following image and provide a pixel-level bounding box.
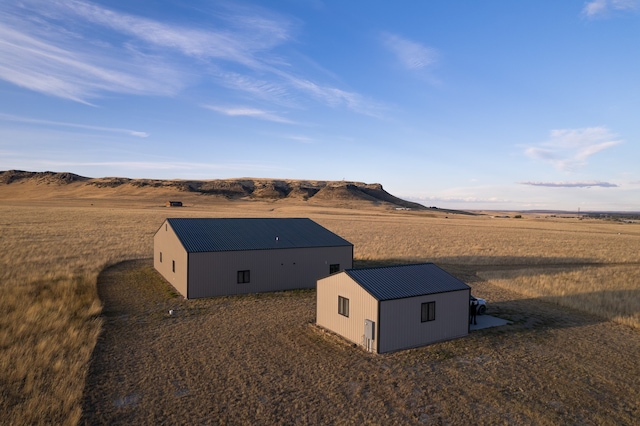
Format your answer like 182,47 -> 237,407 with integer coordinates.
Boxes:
0,169 -> 87,185
0,169 -> 428,210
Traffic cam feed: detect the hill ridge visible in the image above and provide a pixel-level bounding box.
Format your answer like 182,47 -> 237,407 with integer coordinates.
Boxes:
0,170 -> 427,210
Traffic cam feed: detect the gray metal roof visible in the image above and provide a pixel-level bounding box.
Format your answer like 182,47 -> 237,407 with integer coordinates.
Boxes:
166,218 -> 352,253
345,263 -> 470,301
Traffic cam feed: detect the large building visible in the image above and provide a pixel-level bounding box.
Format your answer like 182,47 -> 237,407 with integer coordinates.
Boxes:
154,218 -> 353,299
316,263 -> 471,353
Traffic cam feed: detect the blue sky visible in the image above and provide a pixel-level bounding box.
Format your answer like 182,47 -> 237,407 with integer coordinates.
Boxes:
1,0 -> 639,211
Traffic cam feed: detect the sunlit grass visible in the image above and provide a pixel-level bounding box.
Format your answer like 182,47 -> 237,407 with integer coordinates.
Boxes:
477,265 -> 640,329
1,202 -> 638,424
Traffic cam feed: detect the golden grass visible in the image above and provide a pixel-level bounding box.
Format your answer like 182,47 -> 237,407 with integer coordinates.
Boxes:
478,265 -> 640,329
1,275 -> 101,425
319,213 -> 640,264
84,259 -> 640,424
0,206 -> 163,425
0,199 -> 639,424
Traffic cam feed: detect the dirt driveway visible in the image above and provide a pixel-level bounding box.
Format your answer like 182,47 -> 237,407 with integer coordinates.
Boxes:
81,259 -> 638,425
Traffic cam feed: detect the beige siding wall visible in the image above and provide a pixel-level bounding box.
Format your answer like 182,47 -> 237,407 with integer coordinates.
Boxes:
188,246 -> 352,299
378,290 -> 469,353
316,274 -> 379,352
153,220 -> 188,298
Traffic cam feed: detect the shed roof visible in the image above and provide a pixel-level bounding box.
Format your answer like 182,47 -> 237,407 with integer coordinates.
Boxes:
345,263 -> 470,301
166,218 -> 353,253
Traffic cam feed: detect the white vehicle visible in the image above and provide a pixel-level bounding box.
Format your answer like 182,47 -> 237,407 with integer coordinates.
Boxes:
470,295 -> 487,315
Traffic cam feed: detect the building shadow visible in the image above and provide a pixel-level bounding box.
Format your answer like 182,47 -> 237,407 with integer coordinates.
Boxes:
466,288 -> 639,336
354,258 -> 638,333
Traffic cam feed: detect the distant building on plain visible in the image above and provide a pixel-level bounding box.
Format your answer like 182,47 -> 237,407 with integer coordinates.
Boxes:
154,218 -> 353,299
316,263 -> 471,353
165,201 -> 183,207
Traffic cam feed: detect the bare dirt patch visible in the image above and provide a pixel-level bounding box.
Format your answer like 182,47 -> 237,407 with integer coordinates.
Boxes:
81,260 -> 639,425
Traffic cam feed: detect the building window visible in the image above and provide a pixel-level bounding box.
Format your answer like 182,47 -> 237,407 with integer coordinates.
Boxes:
172,260 -> 175,273
338,296 -> 349,317
160,252 -> 163,263
421,301 -> 435,322
329,264 -> 340,274
237,270 -> 250,284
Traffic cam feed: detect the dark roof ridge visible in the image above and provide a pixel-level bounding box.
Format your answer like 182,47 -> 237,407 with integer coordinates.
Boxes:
163,217 -> 352,252
343,262 -> 470,301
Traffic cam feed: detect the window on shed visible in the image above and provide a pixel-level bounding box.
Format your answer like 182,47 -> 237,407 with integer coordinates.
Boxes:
160,252 -> 162,263
338,296 -> 349,317
421,301 -> 435,322
172,260 -> 175,273
237,270 -> 250,284
329,264 -> 340,274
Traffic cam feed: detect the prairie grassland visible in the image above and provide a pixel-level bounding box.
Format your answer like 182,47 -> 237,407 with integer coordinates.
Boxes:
0,206 -> 162,425
318,213 -> 640,265
0,200 -> 639,424
478,265 -> 640,329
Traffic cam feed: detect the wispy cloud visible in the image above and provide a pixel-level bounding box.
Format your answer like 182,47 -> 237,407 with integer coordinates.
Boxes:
213,70 -> 297,106
203,105 -> 294,124
0,113 -> 149,137
283,135 -> 314,144
381,32 -> 438,71
36,160 -> 285,173
285,75 -> 385,117
58,0 -> 288,67
0,1 -> 188,104
0,1 -> 379,115
525,127 -> 622,171
582,0 -> 638,18
520,181 -> 619,188
406,195 -> 509,204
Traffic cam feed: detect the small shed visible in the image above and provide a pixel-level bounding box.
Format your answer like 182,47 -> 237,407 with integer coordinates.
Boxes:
316,263 -> 471,353
166,201 -> 183,207
154,218 -> 353,299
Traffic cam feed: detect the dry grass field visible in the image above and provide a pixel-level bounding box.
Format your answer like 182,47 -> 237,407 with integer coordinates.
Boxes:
1,185 -> 639,424
478,265 -> 640,329
81,259 -> 638,425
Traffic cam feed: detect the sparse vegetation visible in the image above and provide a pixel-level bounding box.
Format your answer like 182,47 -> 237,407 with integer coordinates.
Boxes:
80,259 -> 638,424
0,184 -> 638,424
321,213 -> 640,265
0,206 -> 159,425
478,265 -> 640,329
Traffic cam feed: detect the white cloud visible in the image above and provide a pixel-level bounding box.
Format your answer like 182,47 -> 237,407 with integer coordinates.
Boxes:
285,75 -> 385,117
0,11 -> 186,102
283,135 -> 314,144
59,0 -> 284,67
381,32 -> 438,71
525,127 -> 622,171
0,113 -> 149,137
582,0 -> 638,18
520,181 -> 618,188
0,1 -> 380,115
203,105 -> 294,124
213,70 -> 297,106
407,195 -> 509,204
28,160 -> 285,173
